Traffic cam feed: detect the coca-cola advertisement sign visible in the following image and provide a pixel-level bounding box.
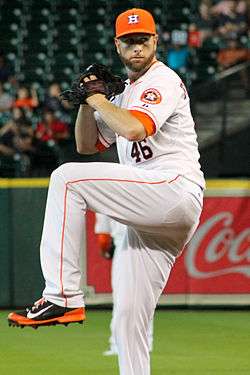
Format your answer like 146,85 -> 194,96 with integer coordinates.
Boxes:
166,197 -> 250,294
86,196 -> 250,296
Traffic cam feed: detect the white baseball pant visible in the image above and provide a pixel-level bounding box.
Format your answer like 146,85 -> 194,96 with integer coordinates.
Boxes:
40,161 -> 203,375
108,222 -> 154,355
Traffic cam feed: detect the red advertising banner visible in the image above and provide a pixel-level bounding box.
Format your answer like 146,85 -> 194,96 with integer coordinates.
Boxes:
166,197 -> 250,294
86,194 -> 250,300
86,211 -> 112,293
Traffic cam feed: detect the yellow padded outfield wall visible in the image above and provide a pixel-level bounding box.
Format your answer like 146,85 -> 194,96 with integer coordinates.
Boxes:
0,178 -> 250,193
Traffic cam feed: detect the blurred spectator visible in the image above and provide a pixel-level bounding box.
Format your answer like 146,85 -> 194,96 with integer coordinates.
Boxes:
0,119 -> 17,156
212,0 -> 248,17
13,86 -> 39,112
189,0 -> 215,45
188,25 -> 203,48
213,0 -> 248,40
32,109 -> 70,176
217,37 -> 250,67
0,119 -> 34,154
35,109 -> 69,143
0,82 -> 13,113
0,82 -> 13,126
0,119 -> 36,175
12,85 -> 39,125
44,82 -> 71,115
14,121 -> 35,155
12,107 -> 28,123
167,30 -> 190,76
217,36 -> 250,96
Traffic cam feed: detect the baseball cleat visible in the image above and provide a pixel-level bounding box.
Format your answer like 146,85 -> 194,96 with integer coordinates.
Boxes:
8,297 -> 85,328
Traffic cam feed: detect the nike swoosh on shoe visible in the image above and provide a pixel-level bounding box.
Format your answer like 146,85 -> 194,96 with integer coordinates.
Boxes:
27,304 -> 54,319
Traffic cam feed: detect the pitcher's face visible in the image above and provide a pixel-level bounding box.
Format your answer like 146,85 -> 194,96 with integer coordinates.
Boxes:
115,33 -> 158,73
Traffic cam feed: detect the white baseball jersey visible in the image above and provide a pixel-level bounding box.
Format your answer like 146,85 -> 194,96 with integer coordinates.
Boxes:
95,61 -> 205,189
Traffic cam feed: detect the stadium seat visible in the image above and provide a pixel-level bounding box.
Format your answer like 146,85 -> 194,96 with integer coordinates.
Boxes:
53,66 -> 75,83
56,0 -> 81,10
54,8 -> 79,24
23,34 -> 51,55
82,6 -> 107,25
53,52 -> 79,74
28,7 -> 51,24
0,0 -> 229,90
0,24 -> 22,53
0,7 -> 24,24
30,0 -> 53,10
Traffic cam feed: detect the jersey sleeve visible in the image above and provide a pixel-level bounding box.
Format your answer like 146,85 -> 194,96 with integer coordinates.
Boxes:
128,73 -> 184,133
129,110 -> 156,137
94,111 -> 116,151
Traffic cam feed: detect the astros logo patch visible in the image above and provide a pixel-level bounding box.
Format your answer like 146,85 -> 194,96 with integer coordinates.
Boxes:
140,88 -> 162,104
128,15 -> 139,24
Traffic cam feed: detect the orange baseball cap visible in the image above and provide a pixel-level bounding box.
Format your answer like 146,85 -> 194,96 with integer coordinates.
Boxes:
115,8 -> 156,38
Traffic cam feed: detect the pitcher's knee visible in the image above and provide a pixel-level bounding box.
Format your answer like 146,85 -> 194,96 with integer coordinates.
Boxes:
50,163 -> 75,181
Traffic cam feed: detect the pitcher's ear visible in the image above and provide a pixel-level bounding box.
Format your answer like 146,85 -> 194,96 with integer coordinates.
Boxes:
114,38 -> 121,54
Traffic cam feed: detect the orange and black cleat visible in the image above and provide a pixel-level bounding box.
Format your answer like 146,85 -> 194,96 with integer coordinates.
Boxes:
8,298 -> 85,329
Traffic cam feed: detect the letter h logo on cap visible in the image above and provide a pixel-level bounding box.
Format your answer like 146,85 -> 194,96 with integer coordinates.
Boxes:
128,14 -> 139,24
115,9 -> 156,38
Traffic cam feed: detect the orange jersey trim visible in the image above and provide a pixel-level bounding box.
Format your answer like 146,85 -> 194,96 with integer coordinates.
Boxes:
131,105 -> 158,125
129,110 -> 156,137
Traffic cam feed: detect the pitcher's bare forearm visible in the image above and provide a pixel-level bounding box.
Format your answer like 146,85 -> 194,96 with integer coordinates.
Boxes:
75,104 -> 98,154
86,94 -> 146,141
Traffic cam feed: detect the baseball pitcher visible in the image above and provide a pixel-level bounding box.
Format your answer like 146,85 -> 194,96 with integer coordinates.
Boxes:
9,8 -> 205,375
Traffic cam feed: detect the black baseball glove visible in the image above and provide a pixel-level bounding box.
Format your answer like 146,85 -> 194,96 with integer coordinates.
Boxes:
101,239 -> 115,260
59,63 -> 126,106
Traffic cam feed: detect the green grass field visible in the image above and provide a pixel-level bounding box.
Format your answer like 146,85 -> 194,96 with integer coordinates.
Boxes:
1,310 -> 250,374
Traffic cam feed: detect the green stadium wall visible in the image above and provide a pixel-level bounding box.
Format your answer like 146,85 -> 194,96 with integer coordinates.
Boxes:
0,179 -> 48,307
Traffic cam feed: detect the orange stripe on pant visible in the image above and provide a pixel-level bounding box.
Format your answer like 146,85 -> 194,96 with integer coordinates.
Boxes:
59,175 -> 180,305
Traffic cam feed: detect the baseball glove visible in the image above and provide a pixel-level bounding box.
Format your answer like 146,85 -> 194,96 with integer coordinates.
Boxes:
60,63 -> 126,106
101,239 -> 115,260
97,233 -> 115,260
